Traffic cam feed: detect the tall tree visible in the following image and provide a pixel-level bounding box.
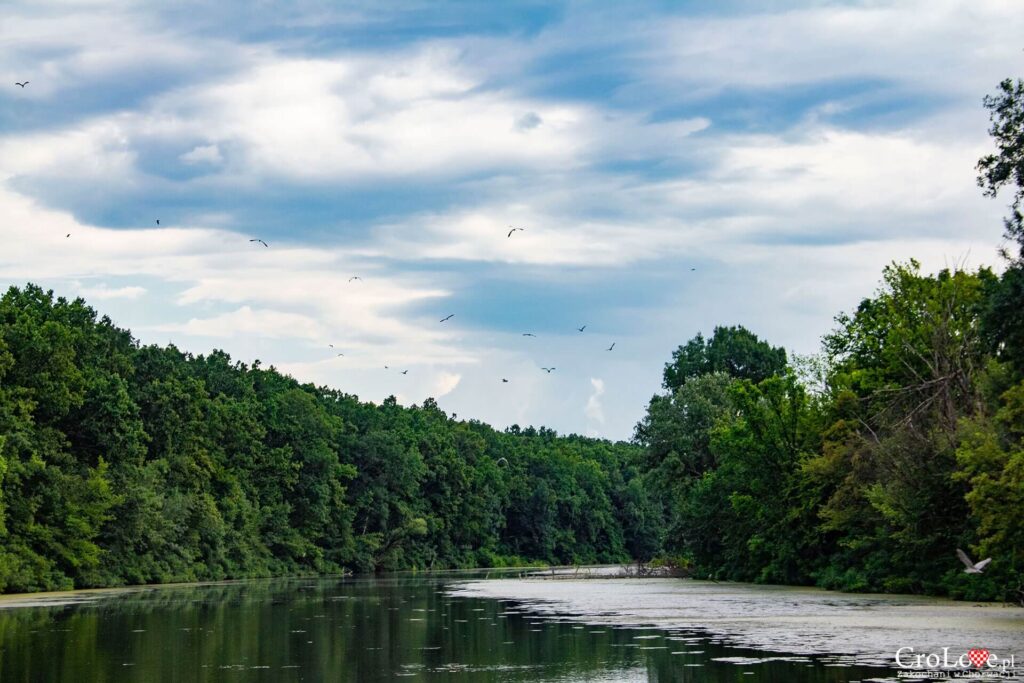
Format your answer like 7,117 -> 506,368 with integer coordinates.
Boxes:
662,325 -> 786,391
978,78 -> 1024,376
977,78 -> 1024,253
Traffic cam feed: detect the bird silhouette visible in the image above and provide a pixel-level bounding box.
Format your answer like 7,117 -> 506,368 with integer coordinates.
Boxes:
384,365 -> 389,369
607,342 -> 616,351
155,219 -> 160,225
329,344 -> 334,348
690,267 -> 696,271
401,370 -> 409,375
522,333 -> 536,337
250,239 -> 269,248
501,378 -> 509,383
336,353 -> 344,357
957,549 -> 992,574
577,325 -> 586,332
507,226 -> 524,238
349,276 -> 361,282
541,367 -> 555,373
15,82 -> 28,88
440,314 -> 454,323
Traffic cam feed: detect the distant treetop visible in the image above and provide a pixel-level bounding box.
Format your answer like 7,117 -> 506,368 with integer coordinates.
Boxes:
662,324 -> 787,391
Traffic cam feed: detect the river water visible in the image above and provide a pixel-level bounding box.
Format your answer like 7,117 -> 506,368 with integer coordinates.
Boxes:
0,571 -> 1020,681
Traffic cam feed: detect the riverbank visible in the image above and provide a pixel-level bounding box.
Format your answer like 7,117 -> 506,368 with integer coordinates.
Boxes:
450,577 -> 1024,669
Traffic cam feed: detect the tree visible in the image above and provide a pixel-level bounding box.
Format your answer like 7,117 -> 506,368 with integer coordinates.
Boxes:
813,263 -> 990,593
662,325 -> 786,391
977,78 -> 1024,378
977,78 -> 1024,253
955,379 -> 1024,603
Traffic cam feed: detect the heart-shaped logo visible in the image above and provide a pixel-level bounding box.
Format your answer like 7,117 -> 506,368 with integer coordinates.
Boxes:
967,648 -> 990,668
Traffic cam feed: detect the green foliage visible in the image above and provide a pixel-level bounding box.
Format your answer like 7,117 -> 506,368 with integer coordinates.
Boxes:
637,261 -> 1024,601
662,325 -> 786,391
955,378 -> 1024,603
0,285 -> 644,592
977,77 -> 1024,251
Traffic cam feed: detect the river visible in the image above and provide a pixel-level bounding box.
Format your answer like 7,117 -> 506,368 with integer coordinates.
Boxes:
0,570 -> 1020,681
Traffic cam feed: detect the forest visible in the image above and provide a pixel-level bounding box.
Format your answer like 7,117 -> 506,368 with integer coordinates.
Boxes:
0,79 -> 1022,602
0,291 -> 654,592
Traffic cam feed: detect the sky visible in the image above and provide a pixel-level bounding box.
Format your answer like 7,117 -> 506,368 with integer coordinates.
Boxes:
1,0 -> 1021,440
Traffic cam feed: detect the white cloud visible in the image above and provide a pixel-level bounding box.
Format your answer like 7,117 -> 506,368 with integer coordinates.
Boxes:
180,144 -> 223,165
158,305 -> 325,340
640,0 -> 1024,98
368,119 -> 997,268
585,377 -> 606,425
431,371 -> 462,398
76,283 -> 146,300
0,184 -> 467,374
0,3 -> 234,100
0,40 -> 709,193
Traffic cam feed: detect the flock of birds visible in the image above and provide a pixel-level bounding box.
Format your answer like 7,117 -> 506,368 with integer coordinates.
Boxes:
323,226 -> 617,381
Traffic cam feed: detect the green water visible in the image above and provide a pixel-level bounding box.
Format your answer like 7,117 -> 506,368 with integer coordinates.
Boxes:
0,573 -> 899,682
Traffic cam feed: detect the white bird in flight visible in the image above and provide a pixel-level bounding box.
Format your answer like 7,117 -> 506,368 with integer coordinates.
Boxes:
957,549 -> 992,574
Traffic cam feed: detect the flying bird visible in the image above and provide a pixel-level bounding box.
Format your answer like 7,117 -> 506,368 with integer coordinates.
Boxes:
401,370 -> 409,375
501,378 -> 509,383
957,549 -> 992,574
15,82 -> 28,88
440,314 -> 454,323
522,333 -> 536,337
384,365 -> 389,369
349,276 -> 361,282
155,219 -> 160,225
541,367 -> 555,373
249,238 -> 269,248
577,325 -> 586,332
690,267 -> 696,271
336,353 -> 345,357
507,226 -> 524,238
65,233 -> 71,238
607,342 -> 616,351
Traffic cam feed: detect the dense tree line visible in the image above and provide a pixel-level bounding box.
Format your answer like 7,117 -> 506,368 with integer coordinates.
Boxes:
0,289 -> 655,593
634,78 -> 1024,603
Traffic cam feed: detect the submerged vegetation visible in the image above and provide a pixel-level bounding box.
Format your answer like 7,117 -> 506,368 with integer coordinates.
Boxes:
1,79 -> 1022,601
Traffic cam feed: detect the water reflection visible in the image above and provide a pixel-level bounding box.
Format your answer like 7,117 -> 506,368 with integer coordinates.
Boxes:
0,574 -> 900,681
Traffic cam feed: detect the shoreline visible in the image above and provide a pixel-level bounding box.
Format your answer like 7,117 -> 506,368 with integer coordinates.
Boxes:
0,565 -> 555,610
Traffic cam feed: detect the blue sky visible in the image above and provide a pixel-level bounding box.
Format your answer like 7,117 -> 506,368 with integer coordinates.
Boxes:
1,0 -> 1020,439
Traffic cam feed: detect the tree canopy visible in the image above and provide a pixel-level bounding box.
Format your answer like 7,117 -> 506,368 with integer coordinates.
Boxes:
662,325 -> 787,391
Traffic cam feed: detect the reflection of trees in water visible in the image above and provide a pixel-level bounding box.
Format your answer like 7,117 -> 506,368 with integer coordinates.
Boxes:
0,579 -> 895,682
